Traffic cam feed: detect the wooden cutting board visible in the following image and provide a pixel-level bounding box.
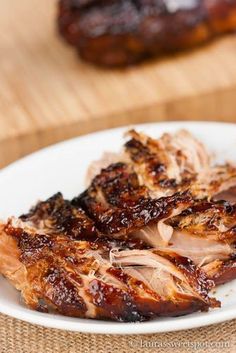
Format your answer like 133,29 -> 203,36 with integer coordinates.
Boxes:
1,0 -> 236,168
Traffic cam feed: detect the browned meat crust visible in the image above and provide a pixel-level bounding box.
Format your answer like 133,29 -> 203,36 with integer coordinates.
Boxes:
19,192 -> 148,249
57,0 -> 236,67
1,222 -> 218,321
124,129 -> 200,197
73,162 -> 192,236
20,192 -> 99,241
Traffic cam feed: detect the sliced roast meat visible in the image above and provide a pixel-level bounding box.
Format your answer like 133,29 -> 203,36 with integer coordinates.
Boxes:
0,222 -> 219,321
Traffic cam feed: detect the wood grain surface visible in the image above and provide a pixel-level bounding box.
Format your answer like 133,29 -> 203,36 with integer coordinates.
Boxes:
1,0 -> 236,168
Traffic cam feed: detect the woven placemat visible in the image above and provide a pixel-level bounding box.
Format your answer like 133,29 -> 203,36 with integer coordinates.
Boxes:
0,313 -> 235,353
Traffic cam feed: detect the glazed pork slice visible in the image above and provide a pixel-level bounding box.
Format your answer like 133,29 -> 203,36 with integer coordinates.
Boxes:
124,129 -> 210,199
19,192 -> 100,241
86,129 -> 236,201
86,129 -> 210,196
74,162 -> 193,237
18,192 -> 147,250
124,129 -> 236,200
0,221 -> 219,321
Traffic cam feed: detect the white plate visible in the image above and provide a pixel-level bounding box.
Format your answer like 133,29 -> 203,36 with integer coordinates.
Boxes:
0,121 -> 236,335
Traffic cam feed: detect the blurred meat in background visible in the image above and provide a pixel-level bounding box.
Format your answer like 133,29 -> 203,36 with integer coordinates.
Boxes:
58,0 -> 236,67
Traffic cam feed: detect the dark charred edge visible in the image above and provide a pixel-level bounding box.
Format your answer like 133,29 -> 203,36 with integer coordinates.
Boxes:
58,0 -> 236,67
124,135 -> 196,191
178,199 -> 236,217
20,192 -> 100,241
20,192 -> 65,221
74,187 -> 192,236
73,161 -> 192,237
124,137 -> 171,186
88,162 -> 148,208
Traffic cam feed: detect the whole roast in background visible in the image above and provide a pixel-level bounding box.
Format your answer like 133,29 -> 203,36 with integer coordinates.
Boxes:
57,0 -> 236,67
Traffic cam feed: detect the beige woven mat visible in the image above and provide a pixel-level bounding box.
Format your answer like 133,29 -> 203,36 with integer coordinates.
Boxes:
0,313 -> 235,353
